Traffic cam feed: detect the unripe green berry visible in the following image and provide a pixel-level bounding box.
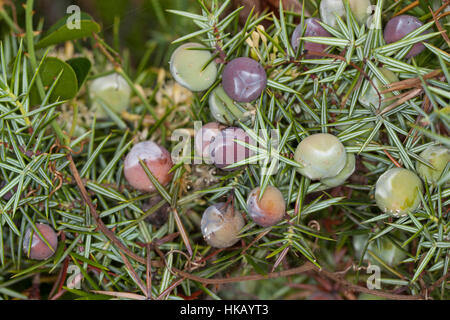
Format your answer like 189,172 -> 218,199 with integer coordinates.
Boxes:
375,168 -> 423,216
416,146 -> 450,185
209,86 -> 246,125
322,153 -> 356,187
353,233 -> 407,267
294,133 -> 347,180
89,73 -> 131,118
170,43 -> 217,92
359,68 -> 399,110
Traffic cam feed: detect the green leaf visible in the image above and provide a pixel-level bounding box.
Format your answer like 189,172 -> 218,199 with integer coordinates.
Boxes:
33,57 -> 78,103
36,13 -> 101,49
66,57 -> 92,88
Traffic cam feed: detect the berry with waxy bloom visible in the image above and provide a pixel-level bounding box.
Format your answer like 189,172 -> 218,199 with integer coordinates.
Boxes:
383,15 -> 429,58
416,146 -> 450,185
291,18 -> 332,58
209,86 -> 246,125
375,168 -> 423,216
89,73 -> 131,118
321,153 -> 356,187
320,0 -> 345,28
294,133 -> 347,180
247,186 -> 286,227
124,141 -> 173,192
222,57 -> 267,103
353,232 -> 407,267
170,42 -> 218,91
210,127 -> 255,171
359,67 -> 399,110
194,122 -> 224,163
201,202 -> 245,248
23,224 -> 58,260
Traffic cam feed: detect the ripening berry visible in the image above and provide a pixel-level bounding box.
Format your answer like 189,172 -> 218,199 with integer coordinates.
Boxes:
383,15 -> 429,58
169,43 -> 218,92
321,153 -> 356,187
209,86 -> 246,125
320,0 -> 345,28
294,133 -> 347,180
194,122 -> 224,162
359,67 -> 399,110
124,141 -> 173,192
222,57 -> 267,103
375,168 -> 423,216
201,202 -> 245,248
89,73 -> 131,118
210,127 -> 255,171
416,146 -> 450,184
23,224 -> 58,260
247,186 -> 286,227
291,18 -> 332,58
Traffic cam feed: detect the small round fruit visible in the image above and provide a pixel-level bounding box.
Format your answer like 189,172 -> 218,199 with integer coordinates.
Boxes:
375,168 -> 423,216
201,202 -> 245,248
359,67 -> 399,110
23,224 -> 58,260
169,43 -> 218,92
291,18 -> 332,58
353,233 -> 407,267
124,141 -> 173,192
247,186 -> 286,227
209,86 -> 246,125
416,146 -> 450,184
383,15 -> 429,58
294,133 -> 347,180
89,73 -> 131,118
349,0 -> 372,24
320,0 -> 345,28
210,127 -> 255,171
194,122 -> 224,162
322,153 -> 356,187
222,57 -> 267,103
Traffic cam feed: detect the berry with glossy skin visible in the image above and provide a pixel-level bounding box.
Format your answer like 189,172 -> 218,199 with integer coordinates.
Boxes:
89,73 -> 131,118
209,86 -> 246,125
294,133 -> 347,180
201,202 -> 245,248
359,67 -> 399,110
23,224 -> 58,260
222,57 -> 267,103
353,233 -> 407,267
416,146 -> 450,184
170,43 -> 218,92
247,186 -> 286,227
375,168 -> 423,216
383,15 -> 429,58
194,122 -> 224,162
124,141 -> 173,192
320,0 -> 345,28
291,18 -> 332,58
321,153 -> 356,187
210,127 -> 255,171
